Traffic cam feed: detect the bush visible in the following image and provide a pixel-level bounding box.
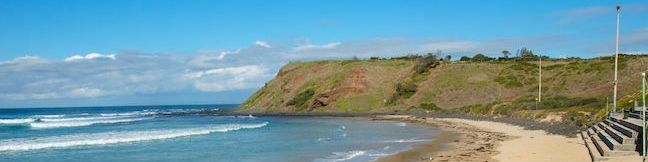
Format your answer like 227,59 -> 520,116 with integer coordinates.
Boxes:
472,54 -> 492,62
386,82 -> 418,105
540,96 -> 600,109
395,82 -> 417,98
414,54 -> 439,74
563,110 -> 593,127
459,56 -> 471,61
287,89 -> 315,109
419,102 -> 443,111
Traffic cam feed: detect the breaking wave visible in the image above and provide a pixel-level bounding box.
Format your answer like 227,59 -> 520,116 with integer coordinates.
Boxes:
315,150 -> 367,162
382,138 -> 430,143
30,117 -> 151,129
0,118 -> 35,124
0,122 -> 269,152
1,114 -> 153,129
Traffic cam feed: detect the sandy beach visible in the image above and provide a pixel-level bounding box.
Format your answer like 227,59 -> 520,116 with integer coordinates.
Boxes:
376,115 -> 592,162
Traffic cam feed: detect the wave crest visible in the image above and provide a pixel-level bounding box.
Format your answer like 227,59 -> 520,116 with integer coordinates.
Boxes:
0,122 -> 269,152
30,117 -> 151,129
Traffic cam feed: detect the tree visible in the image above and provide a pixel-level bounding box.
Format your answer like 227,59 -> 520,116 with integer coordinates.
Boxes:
445,55 -> 452,61
459,56 -> 471,61
502,50 -> 511,58
519,48 -> 535,58
472,53 -> 491,62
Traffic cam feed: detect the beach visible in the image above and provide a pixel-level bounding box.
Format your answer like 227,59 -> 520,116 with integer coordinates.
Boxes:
376,115 -> 592,162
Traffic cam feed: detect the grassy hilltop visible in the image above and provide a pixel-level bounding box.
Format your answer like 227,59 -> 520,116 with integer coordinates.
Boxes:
241,54 -> 648,126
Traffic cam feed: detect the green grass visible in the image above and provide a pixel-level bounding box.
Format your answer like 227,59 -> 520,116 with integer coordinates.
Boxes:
494,75 -> 523,87
335,95 -> 383,112
509,61 -> 538,74
565,60 -> 607,73
455,95 -> 603,127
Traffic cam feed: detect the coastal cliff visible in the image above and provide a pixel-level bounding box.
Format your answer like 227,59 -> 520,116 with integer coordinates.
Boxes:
241,55 -> 648,126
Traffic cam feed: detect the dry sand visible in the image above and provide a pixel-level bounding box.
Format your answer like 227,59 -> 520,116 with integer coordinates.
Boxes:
376,115 -> 592,162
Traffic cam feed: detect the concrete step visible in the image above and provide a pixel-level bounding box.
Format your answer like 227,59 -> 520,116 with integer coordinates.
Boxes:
593,125 -> 637,151
632,106 -> 644,112
582,131 -> 606,161
587,128 -> 639,157
604,119 -> 638,139
628,112 -> 643,120
612,116 -> 643,133
598,122 -> 635,144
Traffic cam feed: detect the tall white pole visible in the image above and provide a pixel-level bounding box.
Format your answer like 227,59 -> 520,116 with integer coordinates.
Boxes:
613,6 -> 620,114
642,72 -> 646,160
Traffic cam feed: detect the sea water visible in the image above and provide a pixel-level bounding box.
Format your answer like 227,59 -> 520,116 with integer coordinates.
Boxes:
0,105 -> 438,162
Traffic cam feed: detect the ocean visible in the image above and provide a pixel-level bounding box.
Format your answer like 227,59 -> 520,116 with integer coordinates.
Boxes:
0,105 -> 438,162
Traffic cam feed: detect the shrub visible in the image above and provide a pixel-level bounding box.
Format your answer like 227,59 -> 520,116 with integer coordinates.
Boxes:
472,54 -> 492,62
414,54 -> 439,74
395,82 -> 417,98
563,110 -> 593,127
287,89 -> 315,109
386,82 -> 418,105
419,102 -> 443,111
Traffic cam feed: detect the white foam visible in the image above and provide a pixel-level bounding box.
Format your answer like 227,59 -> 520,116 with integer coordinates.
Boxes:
382,138 -> 429,143
0,122 -> 269,152
331,150 -> 366,162
40,116 -> 126,122
316,137 -> 332,142
396,122 -> 407,126
99,111 -> 157,117
33,115 -> 65,118
0,118 -> 35,124
30,117 -> 151,129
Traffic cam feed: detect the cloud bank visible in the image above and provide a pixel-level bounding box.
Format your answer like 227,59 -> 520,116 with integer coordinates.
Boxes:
2,33 -> 647,106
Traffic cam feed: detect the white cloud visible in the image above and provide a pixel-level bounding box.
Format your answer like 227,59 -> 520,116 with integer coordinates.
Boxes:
187,49 -> 241,68
64,52 -> 116,62
254,40 -> 272,48
183,65 -> 268,92
0,56 -> 47,64
69,87 -> 105,98
293,42 -> 341,51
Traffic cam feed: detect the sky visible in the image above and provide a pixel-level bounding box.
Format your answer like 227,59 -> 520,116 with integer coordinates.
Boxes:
1,0 -> 647,108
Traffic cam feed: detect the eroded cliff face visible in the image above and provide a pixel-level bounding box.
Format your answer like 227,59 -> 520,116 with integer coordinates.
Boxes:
241,56 -> 648,113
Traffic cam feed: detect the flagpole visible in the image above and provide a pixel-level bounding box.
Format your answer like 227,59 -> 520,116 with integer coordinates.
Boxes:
642,72 -> 646,160
613,5 -> 620,114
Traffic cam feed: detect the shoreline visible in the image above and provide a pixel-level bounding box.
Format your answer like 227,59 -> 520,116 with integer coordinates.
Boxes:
223,111 -> 591,161
374,115 -> 504,162
373,115 -> 591,162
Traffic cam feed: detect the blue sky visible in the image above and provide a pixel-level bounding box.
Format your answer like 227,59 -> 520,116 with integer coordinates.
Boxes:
1,0 -> 647,108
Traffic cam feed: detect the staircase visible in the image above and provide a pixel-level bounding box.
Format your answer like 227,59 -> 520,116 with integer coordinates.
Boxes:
582,109 -> 645,161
